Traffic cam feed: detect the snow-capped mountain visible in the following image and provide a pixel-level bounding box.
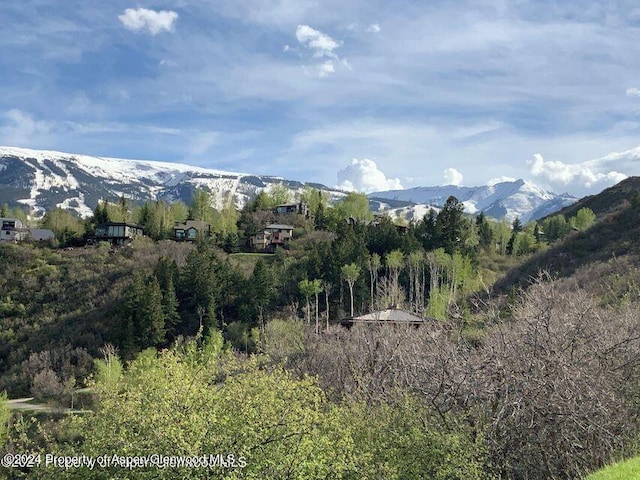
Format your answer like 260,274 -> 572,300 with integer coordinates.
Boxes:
371,180 -> 577,222
0,146 -> 342,217
0,146 -> 575,222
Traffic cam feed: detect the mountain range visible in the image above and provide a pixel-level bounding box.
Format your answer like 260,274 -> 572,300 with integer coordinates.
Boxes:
0,146 -> 576,222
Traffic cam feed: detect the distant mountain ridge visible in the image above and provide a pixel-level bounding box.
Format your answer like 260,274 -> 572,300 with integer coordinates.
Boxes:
370,180 -> 576,222
0,146 -> 335,217
0,146 -> 576,221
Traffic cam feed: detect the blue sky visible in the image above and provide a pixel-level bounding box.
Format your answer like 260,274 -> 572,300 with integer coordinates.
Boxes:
1,0 -> 640,196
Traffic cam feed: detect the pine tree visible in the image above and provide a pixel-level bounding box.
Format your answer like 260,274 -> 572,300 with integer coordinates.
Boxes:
162,276 -> 180,329
118,195 -> 130,223
512,216 -> 523,233
476,212 -> 494,249
436,196 -> 466,254
139,277 -> 166,347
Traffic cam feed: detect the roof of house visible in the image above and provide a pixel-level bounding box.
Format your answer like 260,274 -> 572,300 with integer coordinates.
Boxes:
275,203 -> 300,208
99,222 -> 143,228
173,220 -> 210,230
345,308 -> 439,324
265,224 -> 294,230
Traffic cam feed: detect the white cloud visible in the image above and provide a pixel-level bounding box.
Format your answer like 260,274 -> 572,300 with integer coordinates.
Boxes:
443,167 -> 463,186
626,87 -> 640,97
317,61 -> 335,77
367,24 -> 381,33
528,153 -> 627,194
336,158 -> 403,193
0,109 -> 53,146
295,25 -> 343,77
487,176 -> 517,186
296,25 -> 340,58
118,8 -> 178,35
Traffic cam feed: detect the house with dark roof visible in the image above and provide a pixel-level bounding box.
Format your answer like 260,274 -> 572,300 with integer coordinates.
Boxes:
93,222 -> 144,245
341,308 -> 439,328
273,202 -> 309,217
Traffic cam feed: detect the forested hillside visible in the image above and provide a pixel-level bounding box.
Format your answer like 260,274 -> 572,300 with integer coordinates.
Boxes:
1,180 -> 639,479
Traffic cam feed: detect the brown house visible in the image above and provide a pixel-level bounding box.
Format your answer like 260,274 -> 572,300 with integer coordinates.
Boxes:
249,223 -> 295,251
173,220 -> 211,241
264,224 -> 294,245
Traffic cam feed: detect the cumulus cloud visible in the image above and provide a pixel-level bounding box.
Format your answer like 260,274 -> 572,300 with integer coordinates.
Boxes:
528,153 -> 627,194
626,87 -> 640,97
443,167 -> 463,186
118,8 -> 178,35
336,158 -> 403,193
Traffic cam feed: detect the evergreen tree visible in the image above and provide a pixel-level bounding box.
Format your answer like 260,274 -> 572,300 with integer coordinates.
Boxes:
161,276 -> 180,329
416,208 -> 439,251
476,212 -> 494,249
436,196 -> 466,254
512,216 -> 523,233
118,195 -> 130,223
251,259 -> 276,327
93,201 -> 110,225
139,277 -> 166,347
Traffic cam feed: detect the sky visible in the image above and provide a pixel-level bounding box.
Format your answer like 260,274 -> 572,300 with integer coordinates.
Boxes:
1,0 -> 640,197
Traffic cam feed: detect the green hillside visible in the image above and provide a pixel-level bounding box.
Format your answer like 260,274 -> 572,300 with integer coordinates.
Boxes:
545,176 -> 640,221
495,194 -> 640,294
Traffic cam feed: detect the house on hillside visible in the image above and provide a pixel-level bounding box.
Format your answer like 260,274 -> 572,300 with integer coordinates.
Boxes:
265,224 -> 294,246
346,214 -> 409,234
341,308 -> 439,328
273,202 -> 309,217
0,218 -> 29,243
0,219 -> 55,243
93,222 -> 144,245
250,230 -> 271,250
249,223 -> 295,251
173,220 -> 211,241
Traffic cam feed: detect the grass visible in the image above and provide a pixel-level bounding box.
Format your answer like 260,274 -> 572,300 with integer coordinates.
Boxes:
585,457 -> 640,480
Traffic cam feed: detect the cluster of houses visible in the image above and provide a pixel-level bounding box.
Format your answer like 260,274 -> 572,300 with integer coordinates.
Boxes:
88,202 -> 305,250
3,200 -> 407,252
0,218 -> 55,243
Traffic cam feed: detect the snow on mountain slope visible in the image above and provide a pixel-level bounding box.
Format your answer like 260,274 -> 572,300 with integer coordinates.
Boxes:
371,180 -> 576,222
0,146 -> 576,222
0,146 -> 317,217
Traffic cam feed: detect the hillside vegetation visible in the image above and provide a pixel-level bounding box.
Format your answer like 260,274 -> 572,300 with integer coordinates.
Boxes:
2,180 -> 640,479
549,176 -> 640,220
495,193 -> 640,293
